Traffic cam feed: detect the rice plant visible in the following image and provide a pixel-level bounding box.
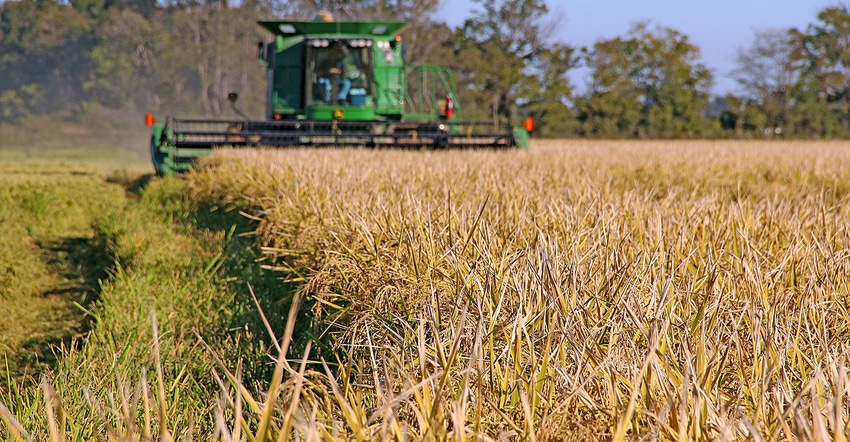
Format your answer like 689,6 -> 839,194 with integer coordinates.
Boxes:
3,139 -> 849,440
184,139 -> 850,440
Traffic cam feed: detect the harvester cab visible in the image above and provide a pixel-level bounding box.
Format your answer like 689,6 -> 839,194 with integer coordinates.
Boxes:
146,19 -> 530,176
256,21 -> 407,121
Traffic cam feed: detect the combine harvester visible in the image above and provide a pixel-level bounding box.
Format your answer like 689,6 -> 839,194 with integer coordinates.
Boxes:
146,18 -> 532,175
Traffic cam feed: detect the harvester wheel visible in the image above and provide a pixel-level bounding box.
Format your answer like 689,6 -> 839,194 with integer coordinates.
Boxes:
150,136 -> 166,176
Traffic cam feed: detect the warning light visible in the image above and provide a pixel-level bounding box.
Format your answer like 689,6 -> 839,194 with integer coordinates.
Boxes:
332,109 -> 345,120
523,116 -> 534,133
145,113 -> 156,127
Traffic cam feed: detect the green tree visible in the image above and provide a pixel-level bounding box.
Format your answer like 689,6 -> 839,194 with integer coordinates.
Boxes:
0,0 -> 272,122
275,0 -> 440,22
704,94 -> 742,136
0,0 -> 93,121
82,0 -> 269,117
273,0 -> 447,64
577,38 -> 642,137
523,43 -> 578,136
577,22 -> 713,138
740,100 -> 768,134
158,2 -> 266,117
731,29 -> 798,136
790,4 -> 850,136
86,8 -> 156,109
447,0 -> 575,133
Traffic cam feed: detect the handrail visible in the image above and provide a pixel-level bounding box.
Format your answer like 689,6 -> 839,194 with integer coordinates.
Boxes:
402,65 -> 463,121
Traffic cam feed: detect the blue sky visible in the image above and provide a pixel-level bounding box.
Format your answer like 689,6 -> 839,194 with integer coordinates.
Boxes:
436,0 -> 838,95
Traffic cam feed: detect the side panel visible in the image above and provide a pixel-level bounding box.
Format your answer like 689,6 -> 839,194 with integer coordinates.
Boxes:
373,41 -> 405,118
374,66 -> 404,116
266,68 -> 274,119
271,38 -> 304,116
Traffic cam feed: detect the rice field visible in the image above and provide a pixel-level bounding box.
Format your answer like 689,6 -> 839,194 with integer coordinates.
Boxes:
2,138 -> 849,440
179,139 -> 850,440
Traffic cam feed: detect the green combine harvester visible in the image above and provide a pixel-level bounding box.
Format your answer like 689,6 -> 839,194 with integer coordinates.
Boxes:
147,19 -> 532,175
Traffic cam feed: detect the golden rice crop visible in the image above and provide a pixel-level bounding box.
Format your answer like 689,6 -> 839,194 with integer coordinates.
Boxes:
181,139 -> 850,441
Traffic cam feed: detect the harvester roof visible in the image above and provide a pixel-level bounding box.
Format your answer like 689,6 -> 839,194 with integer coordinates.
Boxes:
258,21 -> 407,38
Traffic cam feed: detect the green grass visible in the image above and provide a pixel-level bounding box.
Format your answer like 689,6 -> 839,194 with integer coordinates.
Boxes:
5,182 -> 296,437
1,122 -> 301,439
0,164 -> 131,383
0,119 -> 154,384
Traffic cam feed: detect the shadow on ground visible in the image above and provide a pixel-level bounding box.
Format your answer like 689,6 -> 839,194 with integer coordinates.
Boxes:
2,174 -> 149,389
6,236 -> 112,386
189,201 -> 315,383
3,173 -> 315,391
106,172 -> 155,196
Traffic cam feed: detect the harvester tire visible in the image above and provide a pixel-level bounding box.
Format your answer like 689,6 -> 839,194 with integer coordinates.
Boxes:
150,136 -> 166,176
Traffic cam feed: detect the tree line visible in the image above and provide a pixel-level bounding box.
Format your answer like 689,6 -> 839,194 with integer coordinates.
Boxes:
2,0 -> 849,138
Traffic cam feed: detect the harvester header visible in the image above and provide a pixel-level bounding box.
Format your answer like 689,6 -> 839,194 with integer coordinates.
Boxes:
147,19 -> 530,175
